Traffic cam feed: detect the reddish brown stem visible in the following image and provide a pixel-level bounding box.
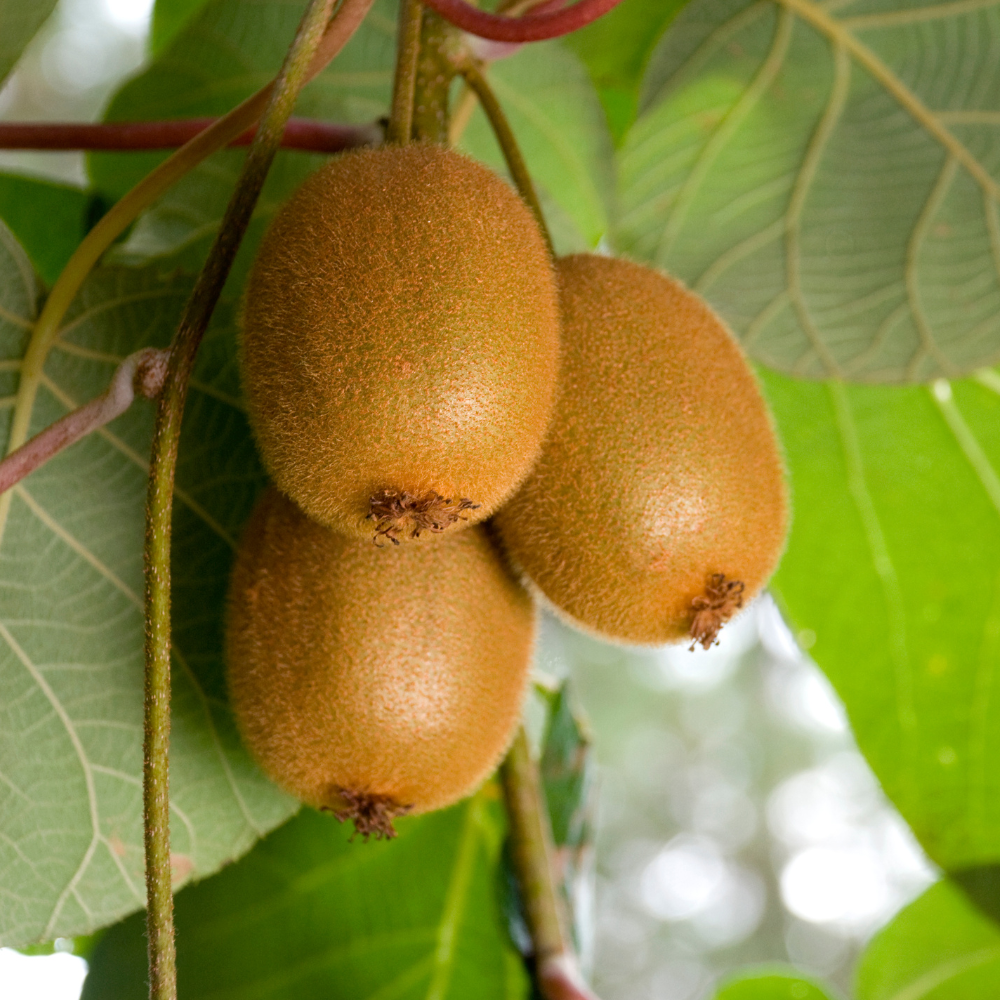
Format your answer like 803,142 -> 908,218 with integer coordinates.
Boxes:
0,118 -> 381,152
420,0 -> 623,41
539,956 -> 601,1000
0,348 -> 168,495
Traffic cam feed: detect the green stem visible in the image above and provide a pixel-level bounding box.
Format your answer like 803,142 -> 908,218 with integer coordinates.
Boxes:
141,1 -> 338,997
412,11 -> 462,143
502,728 -> 566,961
457,61 -> 553,255
387,0 -> 424,143
501,727 -> 599,1000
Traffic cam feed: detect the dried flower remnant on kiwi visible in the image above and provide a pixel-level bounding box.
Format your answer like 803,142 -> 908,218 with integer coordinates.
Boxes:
368,489 -> 480,546
324,788 -> 413,841
689,573 -> 745,651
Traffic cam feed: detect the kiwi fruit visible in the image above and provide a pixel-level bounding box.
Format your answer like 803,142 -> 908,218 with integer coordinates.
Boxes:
493,254 -> 788,648
226,488 -> 535,838
241,143 -> 560,545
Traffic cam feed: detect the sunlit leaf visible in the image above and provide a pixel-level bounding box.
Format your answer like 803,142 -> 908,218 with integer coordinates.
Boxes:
713,966 -> 840,999
856,880 -> 1000,999
150,0 -> 212,53
81,792 -> 530,1000
0,0 -> 58,86
0,223 -> 294,947
458,42 -> 614,249
765,367 -> 1000,868
563,0 -> 688,141
618,0 -> 1000,382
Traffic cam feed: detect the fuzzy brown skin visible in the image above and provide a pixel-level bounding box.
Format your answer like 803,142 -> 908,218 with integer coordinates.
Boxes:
241,144 -> 560,541
226,489 -> 536,828
494,255 -> 788,646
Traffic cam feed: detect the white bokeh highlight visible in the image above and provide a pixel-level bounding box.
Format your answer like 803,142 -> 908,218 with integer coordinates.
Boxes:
0,949 -> 87,1000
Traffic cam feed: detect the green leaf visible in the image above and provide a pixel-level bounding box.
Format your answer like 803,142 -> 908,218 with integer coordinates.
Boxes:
764,367 -> 1000,868
89,0 -> 396,281
563,0 -> 688,142
713,966 -> 840,1000
150,0 -> 212,53
459,44 -> 615,249
0,224 -> 294,947
81,792 -> 530,1000
856,880 -> 1000,999
538,682 -> 594,851
0,174 -> 88,287
617,0 -> 1000,382
0,0 -> 58,86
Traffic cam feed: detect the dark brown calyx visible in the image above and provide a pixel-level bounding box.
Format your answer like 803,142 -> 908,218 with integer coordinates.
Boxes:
688,573 -> 745,651
324,787 -> 413,841
368,489 -> 479,546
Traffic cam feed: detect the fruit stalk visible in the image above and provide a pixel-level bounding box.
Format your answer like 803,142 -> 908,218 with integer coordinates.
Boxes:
0,118 -> 381,152
420,0 -> 625,42
501,728 -> 600,1000
141,1 -> 341,997
0,348 -> 169,496
386,0 -> 424,143
457,60 -> 552,254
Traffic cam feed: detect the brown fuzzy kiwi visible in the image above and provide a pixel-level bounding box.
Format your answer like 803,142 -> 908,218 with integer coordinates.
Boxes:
241,143 -> 560,544
493,254 -> 788,648
226,488 -> 535,839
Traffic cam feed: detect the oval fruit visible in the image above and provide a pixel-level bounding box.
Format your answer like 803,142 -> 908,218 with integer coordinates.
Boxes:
494,254 -> 788,647
241,143 -> 560,545
226,488 -> 535,837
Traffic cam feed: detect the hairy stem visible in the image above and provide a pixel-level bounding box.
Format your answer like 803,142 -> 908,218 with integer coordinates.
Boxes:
0,118 -> 380,152
0,348 -> 168,496
501,728 -> 599,1000
412,11 -> 462,143
421,0 -> 623,41
457,61 -> 553,254
387,0 -> 425,143
141,1 -> 343,997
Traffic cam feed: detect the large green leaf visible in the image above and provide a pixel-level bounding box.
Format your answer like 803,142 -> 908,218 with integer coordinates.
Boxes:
0,174 -> 88,286
150,0 -> 212,53
765,367 -> 1000,869
459,43 -> 615,249
617,0 -> 1000,382
712,967 -> 840,1000
0,0 -> 58,85
89,0 -> 396,281
0,224 -> 294,947
855,880 -> 1000,999
81,791 -> 529,1000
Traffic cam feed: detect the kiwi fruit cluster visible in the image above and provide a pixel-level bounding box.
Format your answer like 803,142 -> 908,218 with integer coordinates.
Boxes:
227,142 -> 787,838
